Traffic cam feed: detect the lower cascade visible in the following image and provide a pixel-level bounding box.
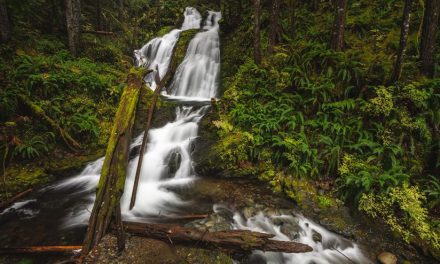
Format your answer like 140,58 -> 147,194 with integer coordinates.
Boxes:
0,7 -> 375,264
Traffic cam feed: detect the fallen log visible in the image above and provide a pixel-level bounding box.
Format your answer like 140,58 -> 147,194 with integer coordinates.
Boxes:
0,246 -> 81,254
17,94 -> 81,151
123,221 -> 313,254
82,68 -> 146,256
132,214 -> 209,222
0,188 -> 32,211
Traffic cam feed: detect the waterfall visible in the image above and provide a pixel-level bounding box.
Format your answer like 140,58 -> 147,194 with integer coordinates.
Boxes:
167,11 -> 221,99
134,7 -> 202,90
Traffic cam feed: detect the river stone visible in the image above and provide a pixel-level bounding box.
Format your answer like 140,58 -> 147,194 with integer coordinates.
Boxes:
280,223 -> 300,240
243,207 -> 257,219
312,229 -> 322,243
377,252 -> 397,264
168,151 -> 182,178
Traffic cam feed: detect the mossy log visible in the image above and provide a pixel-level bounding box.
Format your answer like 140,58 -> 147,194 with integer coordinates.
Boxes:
17,94 -> 81,151
123,221 -> 313,254
81,69 -> 145,257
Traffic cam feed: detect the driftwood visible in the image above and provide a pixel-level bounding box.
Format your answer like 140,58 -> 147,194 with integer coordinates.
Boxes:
81,69 -> 146,256
0,246 -> 81,254
0,188 -> 32,211
123,221 -> 313,254
17,94 -> 81,151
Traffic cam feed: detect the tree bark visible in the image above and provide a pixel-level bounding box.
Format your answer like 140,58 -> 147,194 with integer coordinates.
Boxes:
123,221 -> 313,254
253,0 -> 262,65
330,0 -> 348,51
65,0 -> 81,57
269,0 -> 281,54
82,70 -> 145,256
420,0 -> 440,77
391,0 -> 414,83
0,0 -> 10,43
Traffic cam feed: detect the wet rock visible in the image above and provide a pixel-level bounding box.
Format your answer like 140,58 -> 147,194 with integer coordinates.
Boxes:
280,223 -> 300,240
377,252 -> 397,264
243,207 -> 257,219
312,229 -> 322,243
167,151 -> 182,175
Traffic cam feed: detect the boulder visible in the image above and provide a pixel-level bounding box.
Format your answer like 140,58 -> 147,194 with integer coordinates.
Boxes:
377,252 -> 397,264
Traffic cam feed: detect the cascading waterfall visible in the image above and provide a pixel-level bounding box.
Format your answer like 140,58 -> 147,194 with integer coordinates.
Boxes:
167,11 -> 221,100
134,7 -> 202,90
0,7 -> 374,263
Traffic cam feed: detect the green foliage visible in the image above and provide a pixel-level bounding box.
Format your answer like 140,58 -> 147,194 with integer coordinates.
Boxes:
359,184 -> 440,248
13,132 -> 54,160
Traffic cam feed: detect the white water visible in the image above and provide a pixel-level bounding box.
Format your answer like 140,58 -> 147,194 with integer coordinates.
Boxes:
0,7 -> 374,263
134,7 -> 202,90
231,211 -> 372,264
168,11 -> 221,99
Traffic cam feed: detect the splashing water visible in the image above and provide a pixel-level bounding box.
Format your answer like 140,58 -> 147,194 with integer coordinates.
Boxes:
168,11 -> 221,99
134,7 -> 202,90
232,211 -> 373,264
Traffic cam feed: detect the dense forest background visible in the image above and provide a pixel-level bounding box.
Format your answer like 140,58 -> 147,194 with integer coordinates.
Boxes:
0,0 -> 439,259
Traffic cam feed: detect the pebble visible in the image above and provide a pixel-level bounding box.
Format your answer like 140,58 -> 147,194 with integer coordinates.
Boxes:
377,252 -> 397,264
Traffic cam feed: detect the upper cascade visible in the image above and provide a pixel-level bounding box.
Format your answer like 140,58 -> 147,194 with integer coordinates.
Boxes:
167,11 -> 222,99
134,7 -> 202,90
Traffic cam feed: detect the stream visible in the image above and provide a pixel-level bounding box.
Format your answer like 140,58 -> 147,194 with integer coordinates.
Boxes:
0,7 -> 375,264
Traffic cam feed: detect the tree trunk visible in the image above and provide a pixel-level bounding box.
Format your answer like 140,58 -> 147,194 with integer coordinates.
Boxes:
65,0 -> 81,57
0,0 -> 10,43
287,0 -> 296,37
96,0 -> 102,31
123,221 -> 313,254
82,70 -> 145,256
253,0 -> 262,65
118,0 -> 124,20
269,0 -> 281,54
391,0 -> 414,83
330,0 -> 348,51
420,0 -> 440,77
156,0 -> 161,29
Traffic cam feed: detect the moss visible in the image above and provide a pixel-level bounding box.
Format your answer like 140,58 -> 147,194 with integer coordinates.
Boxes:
176,247 -> 233,264
0,165 -> 52,202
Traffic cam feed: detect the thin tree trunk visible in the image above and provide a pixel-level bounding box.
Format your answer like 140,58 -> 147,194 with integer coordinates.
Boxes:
65,0 -> 81,57
82,70 -> 144,256
0,0 -> 10,43
420,0 -> 440,77
96,0 -> 102,31
253,0 -> 261,65
156,0 -> 161,29
118,0 -> 124,20
330,0 -> 348,51
288,0 -> 296,37
391,0 -> 414,83
269,0 -> 281,54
